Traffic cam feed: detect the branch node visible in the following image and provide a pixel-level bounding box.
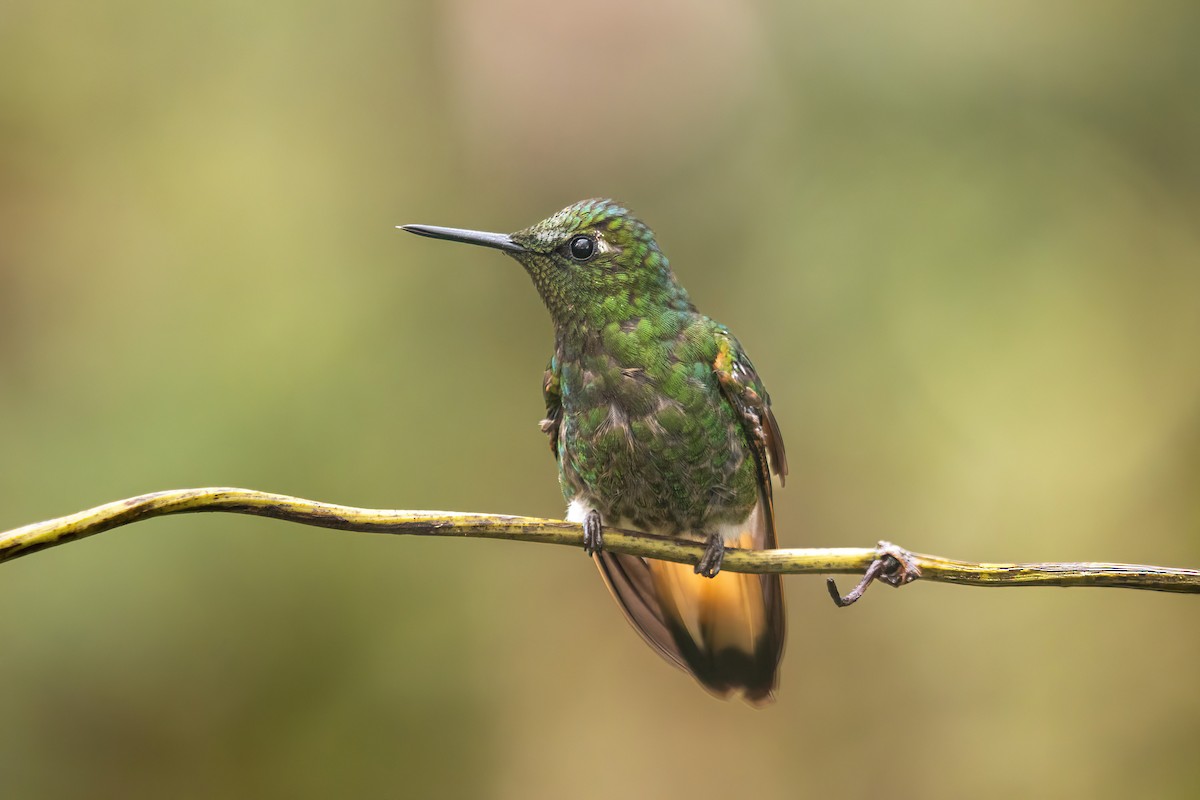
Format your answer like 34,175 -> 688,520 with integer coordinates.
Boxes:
826,541 -> 922,608
876,540 -> 922,588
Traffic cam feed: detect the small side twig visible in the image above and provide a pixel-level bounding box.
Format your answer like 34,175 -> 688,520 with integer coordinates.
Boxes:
1,488 -> 1198,604
827,541 -> 922,607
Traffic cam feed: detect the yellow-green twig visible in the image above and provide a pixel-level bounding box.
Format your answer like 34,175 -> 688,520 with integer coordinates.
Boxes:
1,488 -> 1197,601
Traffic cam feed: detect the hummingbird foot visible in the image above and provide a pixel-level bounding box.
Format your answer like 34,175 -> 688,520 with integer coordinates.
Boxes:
582,510 -> 604,556
694,533 -> 725,578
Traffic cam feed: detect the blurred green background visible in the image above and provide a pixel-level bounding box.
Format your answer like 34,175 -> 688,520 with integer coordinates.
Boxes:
2,1 -> 1198,798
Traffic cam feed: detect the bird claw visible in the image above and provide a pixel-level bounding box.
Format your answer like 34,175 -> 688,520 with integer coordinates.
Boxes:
582,510 -> 604,556
694,533 -> 725,578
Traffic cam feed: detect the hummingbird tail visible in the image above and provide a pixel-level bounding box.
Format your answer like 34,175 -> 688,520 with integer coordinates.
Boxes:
594,530 -> 784,705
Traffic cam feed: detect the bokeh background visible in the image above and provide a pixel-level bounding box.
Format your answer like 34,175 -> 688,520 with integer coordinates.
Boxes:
2,1 -> 1198,798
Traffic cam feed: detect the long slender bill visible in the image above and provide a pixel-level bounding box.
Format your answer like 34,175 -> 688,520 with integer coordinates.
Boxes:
399,224 -> 525,253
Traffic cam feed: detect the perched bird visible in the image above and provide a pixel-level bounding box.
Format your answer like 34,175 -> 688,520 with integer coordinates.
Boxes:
402,200 -> 787,704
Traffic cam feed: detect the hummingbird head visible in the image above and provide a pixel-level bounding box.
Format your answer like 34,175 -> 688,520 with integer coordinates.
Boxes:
402,199 -> 694,331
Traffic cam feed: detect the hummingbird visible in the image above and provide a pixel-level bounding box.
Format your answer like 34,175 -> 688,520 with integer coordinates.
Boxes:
401,199 -> 787,704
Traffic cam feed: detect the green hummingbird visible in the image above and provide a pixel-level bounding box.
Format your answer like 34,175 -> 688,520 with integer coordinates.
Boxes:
402,199 -> 787,704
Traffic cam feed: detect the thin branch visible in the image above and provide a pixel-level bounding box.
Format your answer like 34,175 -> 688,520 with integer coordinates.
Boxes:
2,488 -> 1198,605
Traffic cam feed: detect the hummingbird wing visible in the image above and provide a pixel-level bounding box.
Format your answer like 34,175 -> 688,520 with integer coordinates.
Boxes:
689,329 -> 786,700
713,329 -> 788,505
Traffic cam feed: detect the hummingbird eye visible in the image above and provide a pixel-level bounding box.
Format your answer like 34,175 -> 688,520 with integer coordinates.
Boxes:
567,235 -> 596,262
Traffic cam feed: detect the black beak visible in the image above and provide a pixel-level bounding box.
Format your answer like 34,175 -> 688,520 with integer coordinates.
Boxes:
399,224 -> 526,254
